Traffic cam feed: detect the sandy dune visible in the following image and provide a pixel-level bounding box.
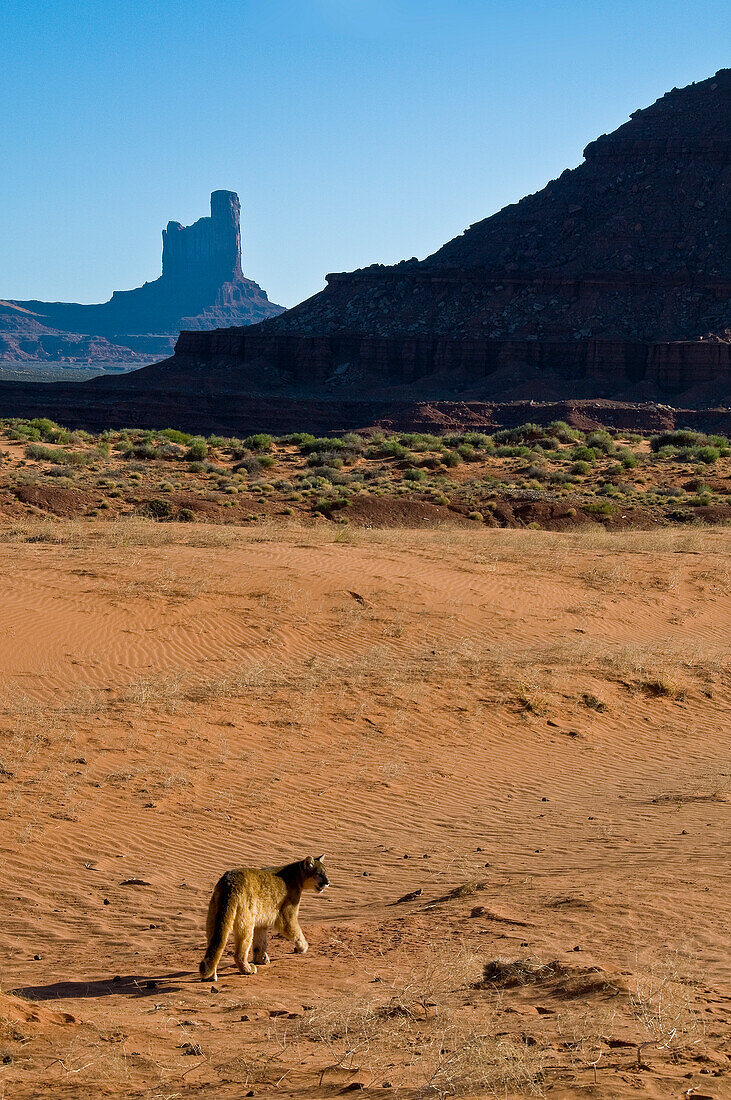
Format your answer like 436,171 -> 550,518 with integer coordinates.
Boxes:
0,520 -> 729,1097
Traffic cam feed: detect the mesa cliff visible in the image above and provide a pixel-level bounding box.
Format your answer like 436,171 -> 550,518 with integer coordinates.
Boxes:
167,70 -> 730,407
0,191 -> 283,363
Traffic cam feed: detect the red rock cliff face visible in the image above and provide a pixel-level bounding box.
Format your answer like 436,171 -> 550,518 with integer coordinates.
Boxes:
167,70 -> 729,405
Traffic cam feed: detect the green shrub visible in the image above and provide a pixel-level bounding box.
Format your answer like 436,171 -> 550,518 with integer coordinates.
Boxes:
585,430 -> 615,454
617,447 -> 638,468
285,432 -> 317,448
650,430 -> 702,452
571,446 -> 597,463
146,498 -> 174,519
379,439 -> 409,460
25,443 -> 93,466
696,445 -> 720,464
493,422 -> 545,445
494,445 -> 533,458
585,500 -> 614,515
399,432 -> 443,452
546,420 -> 580,442
158,428 -> 192,445
571,460 -> 591,475
307,451 -> 343,468
404,468 -> 426,481
186,437 -> 208,461
244,433 -> 274,452
311,465 -> 351,484
313,497 -> 349,515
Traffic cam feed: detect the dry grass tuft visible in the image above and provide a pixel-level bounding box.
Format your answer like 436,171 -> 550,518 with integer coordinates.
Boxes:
277,944 -> 546,1096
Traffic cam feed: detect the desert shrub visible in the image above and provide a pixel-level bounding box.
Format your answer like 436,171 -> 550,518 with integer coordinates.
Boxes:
243,433 -> 274,452
459,431 -> 495,449
617,447 -> 639,468
546,419 -> 580,442
493,423 -> 545,444
650,430 -> 702,451
441,450 -> 463,467
178,507 -> 195,522
585,500 -> 614,515
30,417 -> 71,443
571,460 -> 591,475
313,497 -> 349,515
585,430 -> 615,453
398,432 -> 442,451
379,439 -> 410,460
468,510 -> 483,521
404,468 -> 426,481
25,443 -> 93,466
666,507 -> 695,522
157,427 -> 192,445
146,498 -> 174,519
186,437 -> 208,461
311,465 -> 351,484
131,441 -> 157,459
571,446 -> 597,463
696,445 -> 720,464
307,451 -> 343,468
284,431 -> 317,448
155,441 -> 186,461
494,444 -> 532,458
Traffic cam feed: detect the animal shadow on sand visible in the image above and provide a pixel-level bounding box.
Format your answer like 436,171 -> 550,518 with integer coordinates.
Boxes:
13,970 -> 191,1001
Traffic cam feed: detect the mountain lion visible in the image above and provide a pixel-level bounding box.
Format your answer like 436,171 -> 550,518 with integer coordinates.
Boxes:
199,855 -> 329,980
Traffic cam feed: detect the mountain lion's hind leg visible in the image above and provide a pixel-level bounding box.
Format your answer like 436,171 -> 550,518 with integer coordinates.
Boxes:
233,920 -> 257,975
252,928 -> 270,966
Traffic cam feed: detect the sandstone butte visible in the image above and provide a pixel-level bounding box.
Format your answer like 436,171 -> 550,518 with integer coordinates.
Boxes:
0,190 -> 283,364
0,69 -> 729,435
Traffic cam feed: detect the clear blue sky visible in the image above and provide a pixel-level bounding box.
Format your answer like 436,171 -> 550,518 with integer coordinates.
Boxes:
0,0 -> 728,308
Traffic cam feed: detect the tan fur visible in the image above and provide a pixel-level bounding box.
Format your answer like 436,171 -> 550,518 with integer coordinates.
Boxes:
199,855 -> 329,981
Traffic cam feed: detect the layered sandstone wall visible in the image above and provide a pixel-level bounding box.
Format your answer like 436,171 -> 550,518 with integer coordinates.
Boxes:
172,327 -> 731,399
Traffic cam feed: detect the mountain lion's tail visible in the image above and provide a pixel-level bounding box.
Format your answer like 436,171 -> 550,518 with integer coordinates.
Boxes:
200,878 -> 237,980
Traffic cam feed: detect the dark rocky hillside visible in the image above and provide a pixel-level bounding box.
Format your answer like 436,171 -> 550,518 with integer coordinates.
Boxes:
269,69 -> 729,344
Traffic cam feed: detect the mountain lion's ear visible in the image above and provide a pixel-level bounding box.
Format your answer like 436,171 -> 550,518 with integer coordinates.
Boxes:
305,855 -> 315,868
317,854 -> 325,863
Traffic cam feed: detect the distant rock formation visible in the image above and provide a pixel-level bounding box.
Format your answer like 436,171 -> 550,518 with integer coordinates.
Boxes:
169,70 -> 730,407
0,191 -> 284,363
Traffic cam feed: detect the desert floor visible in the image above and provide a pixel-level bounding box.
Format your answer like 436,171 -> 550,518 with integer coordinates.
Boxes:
0,520 -> 729,1098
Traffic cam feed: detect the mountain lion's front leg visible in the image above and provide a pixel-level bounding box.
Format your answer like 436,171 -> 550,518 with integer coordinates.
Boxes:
280,906 -> 308,954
